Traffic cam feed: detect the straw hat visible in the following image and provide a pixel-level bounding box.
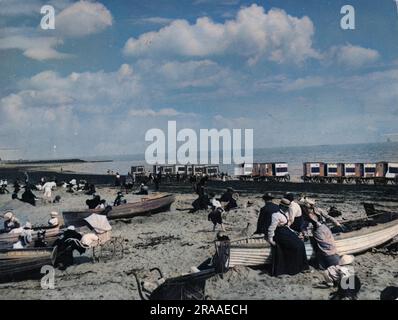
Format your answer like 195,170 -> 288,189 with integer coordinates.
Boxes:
305,198 -> 315,206
50,211 -> 58,218
280,198 -> 291,207
302,197 -> 315,208
339,255 -> 355,266
3,211 -> 13,221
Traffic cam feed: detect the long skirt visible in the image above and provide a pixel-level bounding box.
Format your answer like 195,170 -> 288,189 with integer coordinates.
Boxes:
272,226 -> 309,276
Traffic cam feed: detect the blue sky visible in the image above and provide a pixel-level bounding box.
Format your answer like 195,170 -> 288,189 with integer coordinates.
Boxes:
0,0 -> 398,159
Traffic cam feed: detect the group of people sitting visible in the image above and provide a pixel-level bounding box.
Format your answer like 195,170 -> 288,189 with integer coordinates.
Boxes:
191,176 -> 238,214
200,186 -> 359,298
253,192 -> 361,298
255,192 -> 348,275
1,211 -> 59,249
85,190 -> 131,210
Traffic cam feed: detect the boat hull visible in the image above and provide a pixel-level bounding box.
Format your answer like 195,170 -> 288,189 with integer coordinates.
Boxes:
0,227 -> 61,250
0,247 -> 57,281
220,218 -> 398,268
63,193 -> 175,227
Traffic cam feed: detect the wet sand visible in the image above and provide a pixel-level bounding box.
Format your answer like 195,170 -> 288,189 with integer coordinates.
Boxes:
0,184 -> 396,300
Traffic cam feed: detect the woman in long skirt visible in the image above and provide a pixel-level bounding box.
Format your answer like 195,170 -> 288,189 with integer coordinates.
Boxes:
268,198 -> 309,276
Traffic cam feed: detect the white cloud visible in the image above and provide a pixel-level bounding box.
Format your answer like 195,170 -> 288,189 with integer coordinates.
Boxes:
0,0 -> 42,16
128,108 -> 184,117
328,44 -> 380,68
0,1 -> 112,60
56,1 -> 113,37
0,62 -> 204,157
123,4 -> 320,65
158,60 -> 230,88
136,17 -> 174,25
255,75 -> 330,92
0,35 -> 71,60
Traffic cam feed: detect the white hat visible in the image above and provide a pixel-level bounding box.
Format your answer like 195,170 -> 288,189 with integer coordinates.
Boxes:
280,198 -> 291,207
4,211 -> 13,221
305,198 -> 315,206
339,254 -> 355,266
24,222 -> 32,229
67,225 -> 75,231
300,198 -> 315,208
50,211 -> 58,217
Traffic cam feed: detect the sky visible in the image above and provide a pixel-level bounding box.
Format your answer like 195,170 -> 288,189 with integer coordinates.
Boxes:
0,0 -> 398,159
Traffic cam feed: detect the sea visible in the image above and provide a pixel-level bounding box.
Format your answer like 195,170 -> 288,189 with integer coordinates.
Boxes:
76,142 -> 398,180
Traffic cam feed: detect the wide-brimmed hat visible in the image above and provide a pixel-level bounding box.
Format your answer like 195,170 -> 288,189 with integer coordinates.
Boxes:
262,193 -> 274,201
339,255 -> 355,266
301,197 -> 315,208
3,211 -> 14,221
279,198 -> 291,207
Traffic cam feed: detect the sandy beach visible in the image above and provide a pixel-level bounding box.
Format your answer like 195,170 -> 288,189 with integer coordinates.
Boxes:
0,183 -> 396,300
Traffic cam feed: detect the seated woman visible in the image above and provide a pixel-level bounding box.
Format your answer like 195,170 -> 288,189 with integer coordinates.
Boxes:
48,211 -> 59,227
13,222 -> 33,249
268,198 -> 309,276
95,199 -> 107,210
113,192 -> 127,206
54,226 -> 85,270
85,184 -> 96,195
21,186 -> 37,206
3,211 -> 21,233
219,187 -> 238,211
190,189 -> 210,213
303,205 -> 340,269
86,195 -> 101,209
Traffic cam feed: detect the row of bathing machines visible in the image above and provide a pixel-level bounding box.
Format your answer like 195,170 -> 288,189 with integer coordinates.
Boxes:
130,162 -> 398,184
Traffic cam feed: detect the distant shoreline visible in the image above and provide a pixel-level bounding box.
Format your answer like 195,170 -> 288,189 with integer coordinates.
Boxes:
0,159 -> 113,165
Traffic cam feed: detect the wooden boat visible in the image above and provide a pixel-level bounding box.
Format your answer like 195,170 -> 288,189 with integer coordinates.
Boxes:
63,193 -> 175,227
0,247 -> 57,280
0,226 -> 62,250
134,267 -> 216,300
216,217 -> 398,268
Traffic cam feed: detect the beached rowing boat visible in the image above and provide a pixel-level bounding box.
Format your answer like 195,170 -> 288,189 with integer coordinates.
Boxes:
0,247 -> 57,280
215,216 -> 398,268
62,193 -> 175,227
0,226 -> 61,250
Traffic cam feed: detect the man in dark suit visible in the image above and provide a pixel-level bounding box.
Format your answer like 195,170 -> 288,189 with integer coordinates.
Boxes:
255,193 -> 279,236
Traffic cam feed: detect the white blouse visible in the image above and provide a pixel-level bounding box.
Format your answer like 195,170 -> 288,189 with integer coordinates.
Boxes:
268,210 -> 289,242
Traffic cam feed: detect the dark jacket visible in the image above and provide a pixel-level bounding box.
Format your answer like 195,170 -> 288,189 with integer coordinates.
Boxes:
255,201 -> 279,235
219,191 -> 237,210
